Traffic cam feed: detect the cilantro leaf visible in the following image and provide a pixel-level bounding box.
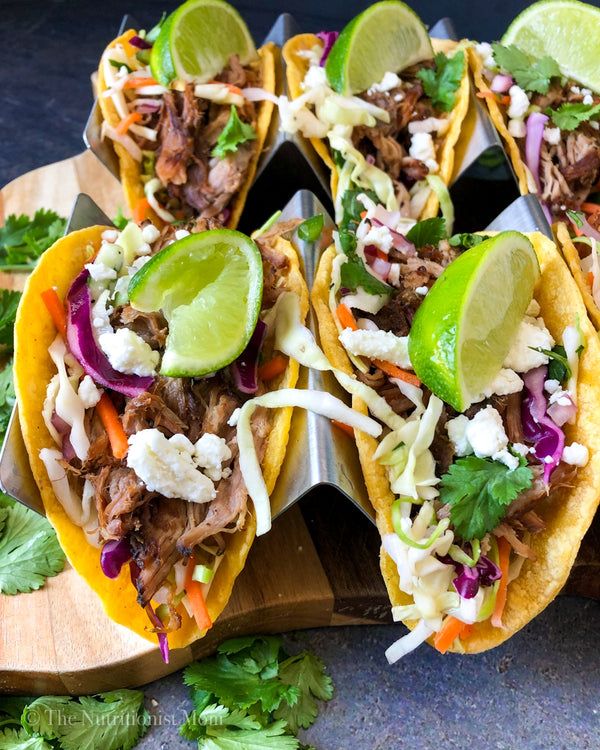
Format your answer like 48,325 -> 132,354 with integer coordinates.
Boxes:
218,636 -> 283,679
405,217 -> 446,248
0,698 -> 32,721
440,456 -> 533,539
112,207 -> 128,231
297,215 -> 324,243
212,106 -> 256,160
273,653 -> 333,733
448,232 -> 489,249
0,210 -> 66,271
184,655 -> 299,714
417,51 -> 465,112
533,344 -> 570,382
200,720 -> 298,749
491,43 -> 560,94
0,494 -> 65,594
0,728 -> 51,750
23,691 -> 149,750
0,291 -> 21,351
547,102 -> 600,131
181,703 -> 262,741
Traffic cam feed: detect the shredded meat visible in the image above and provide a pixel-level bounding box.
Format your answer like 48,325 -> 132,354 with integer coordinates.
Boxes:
256,225 -> 293,308
367,292 -> 411,335
120,306 -> 167,349
122,391 -> 187,437
155,87 -> 197,186
93,466 -> 148,540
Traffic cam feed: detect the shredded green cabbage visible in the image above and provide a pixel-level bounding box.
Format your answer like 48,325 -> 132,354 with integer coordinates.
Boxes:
426,174 -> 454,234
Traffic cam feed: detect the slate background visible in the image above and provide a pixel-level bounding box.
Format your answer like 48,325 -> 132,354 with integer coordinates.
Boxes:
2,1 -> 600,747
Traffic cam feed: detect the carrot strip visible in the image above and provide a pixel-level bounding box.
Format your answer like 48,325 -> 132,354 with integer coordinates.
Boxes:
184,556 -> 213,632
582,202 -> 600,215
258,354 -> 288,382
336,303 -> 358,331
476,91 -> 510,106
434,616 -> 468,654
96,393 -> 129,460
588,271 -> 595,288
123,76 -> 159,89
373,359 -> 421,387
133,197 -> 150,224
360,210 -> 368,219
491,537 -> 511,628
41,288 -> 67,339
115,111 -> 142,135
331,420 -> 354,438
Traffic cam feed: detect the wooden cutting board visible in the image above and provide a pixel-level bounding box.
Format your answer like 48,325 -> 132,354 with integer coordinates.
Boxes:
0,152 -> 598,696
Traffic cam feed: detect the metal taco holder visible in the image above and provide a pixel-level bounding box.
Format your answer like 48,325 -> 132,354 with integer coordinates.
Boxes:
0,15 -> 552,521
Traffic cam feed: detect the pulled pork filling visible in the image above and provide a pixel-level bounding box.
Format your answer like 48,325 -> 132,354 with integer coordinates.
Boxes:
43,219 -> 293,620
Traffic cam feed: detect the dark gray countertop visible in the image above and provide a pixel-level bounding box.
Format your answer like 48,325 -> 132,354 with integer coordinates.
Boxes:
2,1 -> 600,747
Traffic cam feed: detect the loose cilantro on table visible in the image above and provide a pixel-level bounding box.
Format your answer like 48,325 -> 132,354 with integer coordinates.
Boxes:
417,51 -> 465,112
297,215 -> 324,243
0,210 -> 66,271
405,217 -> 446,248
547,102 -> 600,131
0,290 -> 21,351
491,43 -> 560,95
0,362 -> 16,445
449,232 -> 489,249
439,455 -> 533,540
181,635 -> 333,749
212,106 -> 256,159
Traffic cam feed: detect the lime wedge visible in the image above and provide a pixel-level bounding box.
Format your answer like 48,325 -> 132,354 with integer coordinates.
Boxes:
151,0 -> 256,85
408,232 -> 539,412
325,1 -> 433,95
129,229 -> 263,377
502,0 -> 600,92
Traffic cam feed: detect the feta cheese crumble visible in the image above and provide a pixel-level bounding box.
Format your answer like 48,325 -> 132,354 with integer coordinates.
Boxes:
507,85 -> 530,120
503,318 -> 554,373
78,375 -> 102,408
561,442 -> 589,467
409,132 -> 438,173
98,328 -> 159,376
543,127 -> 561,145
508,119 -> 526,138
362,224 -> 393,253
447,406 -> 519,470
195,433 -> 232,482
339,328 -> 411,368
368,71 -> 402,94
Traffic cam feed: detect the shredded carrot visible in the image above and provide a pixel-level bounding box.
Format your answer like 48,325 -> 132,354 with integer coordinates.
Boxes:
360,210 -> 367,219
96,393 -> 129,460
331,420 -> 354,438
491,536 -> 511,628
184,556 -> 213,632
123,76 -> 159,89
41,288 -> 67,339
588,271 -> 595,288
258,354 -> 288,382
208,80 -> 243,96
336,303 -> 358,331
476,90 -> 510,106
582,202 -> 600,215
373,359 -> 421,387
133,197 -> 151,224
434,616 -> 468,654
115,111 -> 142,135
573,223 -> 584,237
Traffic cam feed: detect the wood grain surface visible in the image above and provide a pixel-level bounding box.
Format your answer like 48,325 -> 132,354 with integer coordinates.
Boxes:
0,151 -> 597,696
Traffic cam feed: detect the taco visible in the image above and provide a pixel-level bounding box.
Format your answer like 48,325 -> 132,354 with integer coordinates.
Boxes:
14,215 -> 309,657
469,41 -> 600,223
96,7 -> 275,228
282,10 -> 470,224
311,193 -> 600,659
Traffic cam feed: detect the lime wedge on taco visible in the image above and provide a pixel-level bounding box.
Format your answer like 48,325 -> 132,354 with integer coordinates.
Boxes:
129,229 -> 263,377
408,232 -> 540,411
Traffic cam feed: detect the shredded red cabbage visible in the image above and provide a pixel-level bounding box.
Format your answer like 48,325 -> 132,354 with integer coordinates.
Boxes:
66,270 -> 154,397
522,366 -> 565,482
441,553 -> 502,599
129,35 -> 152,50
129,561 -> 170,663
100,538 -> 131,579
231,319 -> 267,394
316,31 -> 339,67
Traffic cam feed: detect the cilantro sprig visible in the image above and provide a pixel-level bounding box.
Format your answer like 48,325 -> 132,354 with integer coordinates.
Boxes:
212,106 -> 256,159
547,102 -> 600,131
440,455 -> 533,539
405,217 -> 446,248
491,43 -> 560,94
417,51 -> 465,112
0,210 -> 66,271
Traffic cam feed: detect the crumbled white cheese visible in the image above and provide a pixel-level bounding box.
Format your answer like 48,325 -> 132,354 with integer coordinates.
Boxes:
508,119 -> 526,138
583,94 -> 594,106
446,414 -> 471,456
127,428 -> 216,503
85,261 -> 117,283
91,290 -> 113,336
526,299 -> 541,316
135,242 -> 152,256
368,71 -> 402,94
543,126 -> 561,145
408,117 -> 449,136
388,264 -> 401,287
363,224 -> 393,253
339,327 -> 411,368
512,442 -> 532,457
581,88 -> 592,97
415,286 -> 428,296
591,121 -> 600,131
194,433 -> 232,482
341,287 -> 388,314
130,255 -> 151,273
98,328 -> 159,376
545,378 -> 561,394
409,132 -> 438,173
571,85 -> 581,95
78,375 -> 102,408
475,42 -> 495,70
175,229 -> 190,240
302,63 -> 328,90
548,388 -> 572,407
101,229 -> 119,243
394,93 -> 404,102
507,85 -> 530,119
484,368 -> 524,397
503,317 -> 554,372
562,442 -> 589,467
141,224 -> 161,244
465,406 -> 509,458
357,317 -> 379,331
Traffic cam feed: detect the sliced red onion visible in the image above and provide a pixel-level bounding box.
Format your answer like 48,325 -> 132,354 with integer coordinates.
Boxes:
316,31 -> 339,67
522,366 -> 565,482
66,270 -> 154,398
366,154 -> 376,165
490,74 -> 513,93
101,539 -> 131,578
542,202 -> 553,226
133,99 -> 162,114
129,561 -> 169,663
371,217 -> 416,255
129,35 -> 152,50
370,257 -> 392,280
51,412 -> 76,462
568,212 -> 600,241
372,204 -> 402,230
547,397 -> 577,427
525,112 -> 549,193
231,319 -> 267,394
221,207 -> 232,225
